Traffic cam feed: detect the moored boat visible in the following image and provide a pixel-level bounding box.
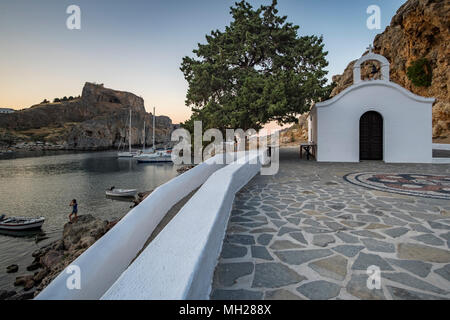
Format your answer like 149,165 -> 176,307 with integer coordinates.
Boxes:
0,215 -> 45,231
135,150 -> 173,163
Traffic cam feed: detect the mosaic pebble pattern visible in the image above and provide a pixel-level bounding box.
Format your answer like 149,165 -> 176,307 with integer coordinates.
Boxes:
210,148 -> 450,300
344,173 -> 450,200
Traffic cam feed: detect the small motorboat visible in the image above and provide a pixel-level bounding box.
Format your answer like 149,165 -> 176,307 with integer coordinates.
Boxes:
105,186 -> 138,198
0,215 -> 45,231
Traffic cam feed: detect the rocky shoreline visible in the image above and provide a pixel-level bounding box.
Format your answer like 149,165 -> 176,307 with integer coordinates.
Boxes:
1,215 -> 119,300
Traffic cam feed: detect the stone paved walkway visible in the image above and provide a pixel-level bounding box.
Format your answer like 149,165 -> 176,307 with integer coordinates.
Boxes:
210,148 -> 450,300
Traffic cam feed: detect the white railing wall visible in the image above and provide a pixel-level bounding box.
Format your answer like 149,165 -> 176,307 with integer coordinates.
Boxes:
35,154 -> 229,300
101,150 -> 267,300
433,144 -> 450,151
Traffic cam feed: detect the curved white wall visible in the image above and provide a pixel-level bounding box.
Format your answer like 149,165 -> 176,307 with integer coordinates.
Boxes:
35,154 -> 229,300
315,81 -> 434,163
101,150 -> 266,300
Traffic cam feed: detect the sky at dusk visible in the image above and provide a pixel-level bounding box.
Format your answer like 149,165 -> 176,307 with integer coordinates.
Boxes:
0,0 -> 407,124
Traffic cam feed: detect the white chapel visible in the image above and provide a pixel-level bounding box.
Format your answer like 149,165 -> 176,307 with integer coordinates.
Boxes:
308,46 -> 435,163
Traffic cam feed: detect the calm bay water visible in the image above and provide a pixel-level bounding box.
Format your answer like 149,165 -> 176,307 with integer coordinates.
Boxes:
0,151 -> 179,291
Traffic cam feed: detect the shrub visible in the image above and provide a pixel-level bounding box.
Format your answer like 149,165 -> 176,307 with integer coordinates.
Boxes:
407,58 -> 432,87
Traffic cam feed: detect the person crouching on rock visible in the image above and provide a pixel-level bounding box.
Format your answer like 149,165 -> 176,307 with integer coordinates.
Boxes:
69,199 -> 78,223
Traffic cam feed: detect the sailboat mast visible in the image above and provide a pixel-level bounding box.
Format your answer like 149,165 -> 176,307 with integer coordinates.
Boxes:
129,109 -> 132,153
153,107 -> 156,150
143,120 -> 146,152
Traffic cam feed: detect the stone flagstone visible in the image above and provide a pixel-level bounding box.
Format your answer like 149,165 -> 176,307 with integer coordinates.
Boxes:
361,238 -> 396,253
275,249 -> 333,266
412,234 -> 445,246
386,258 -> 432,278
382,227 -> 409,238
211,289 -> 263,300
252,263 -> 306,288
221,243 -> 248,259
346,274 -> 385,300
308,255 -> 348,281
397,243 -> 450,263
265,289 -> 303,300
352,252 -> 394,271
297,280 -> 342,300
383,272 -> 447,295
226,234 -> 255,245
387,286 -> 447,300
313,234 -> 336,247
214,263 -> 254,287
289,232 -> 308,245
270,240 -> 304,250
335,232 -> 360,244
332,245 -> 365,258
251,246 -> 274,261
434,264 -> 450,281
257,234 -> 273,246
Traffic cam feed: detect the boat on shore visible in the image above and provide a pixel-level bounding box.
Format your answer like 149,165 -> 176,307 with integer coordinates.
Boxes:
0,215 -> 45,231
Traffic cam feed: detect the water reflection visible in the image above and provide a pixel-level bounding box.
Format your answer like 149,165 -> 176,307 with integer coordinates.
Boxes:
0,151 -> 179,291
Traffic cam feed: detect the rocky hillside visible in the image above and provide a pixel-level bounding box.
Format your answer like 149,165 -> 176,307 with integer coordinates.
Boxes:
279,113 -> 309,146
332,0 -> 449,141
0,83 -> 175,151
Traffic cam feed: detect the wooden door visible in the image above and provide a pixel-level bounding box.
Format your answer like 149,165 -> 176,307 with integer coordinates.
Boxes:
360,111 -> 383,160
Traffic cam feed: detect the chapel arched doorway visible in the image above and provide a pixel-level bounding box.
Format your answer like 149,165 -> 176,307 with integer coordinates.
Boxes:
360,111 -> 383,160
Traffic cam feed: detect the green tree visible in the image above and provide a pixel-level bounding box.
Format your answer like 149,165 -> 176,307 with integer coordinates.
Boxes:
407,58 -> 432,87
181,0 -> 331,133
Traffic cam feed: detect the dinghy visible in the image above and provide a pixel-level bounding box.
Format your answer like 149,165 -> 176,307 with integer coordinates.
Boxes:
0,215 -> 45,231
105,187 -> 138,197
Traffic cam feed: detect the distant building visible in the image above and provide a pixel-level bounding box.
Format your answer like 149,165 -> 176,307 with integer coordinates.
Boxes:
0,108 -> 15,114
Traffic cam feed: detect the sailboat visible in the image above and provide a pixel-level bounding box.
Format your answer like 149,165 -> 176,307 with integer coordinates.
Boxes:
135,107 -> 172,163
133,119 -> 147,157
118,109 -> 138,158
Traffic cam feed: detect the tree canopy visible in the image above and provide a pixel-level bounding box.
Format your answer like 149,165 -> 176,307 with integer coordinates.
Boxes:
181,0 -> 332,133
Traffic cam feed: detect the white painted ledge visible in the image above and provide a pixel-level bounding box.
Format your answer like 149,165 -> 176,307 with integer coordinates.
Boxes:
433,144 -> 450,151
101,150 -> 266,300
432,158 -> 450,164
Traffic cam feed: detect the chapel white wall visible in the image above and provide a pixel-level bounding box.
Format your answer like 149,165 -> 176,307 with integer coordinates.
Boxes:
316,83 -> 433,163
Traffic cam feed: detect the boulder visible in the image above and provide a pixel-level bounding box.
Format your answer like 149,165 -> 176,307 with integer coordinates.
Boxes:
6,264 -> 19,273
40,251 -> 63,269
26,262 -> 42,272
14,275 -> 34,287
23,280 -> 35,291
33,269 -> 49,284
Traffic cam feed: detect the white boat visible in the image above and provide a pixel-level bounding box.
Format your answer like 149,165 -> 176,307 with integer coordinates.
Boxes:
0,215 -> 45,231
105,187 -> 138,197
136,150 -> 173,163
118,151 -> 139,158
